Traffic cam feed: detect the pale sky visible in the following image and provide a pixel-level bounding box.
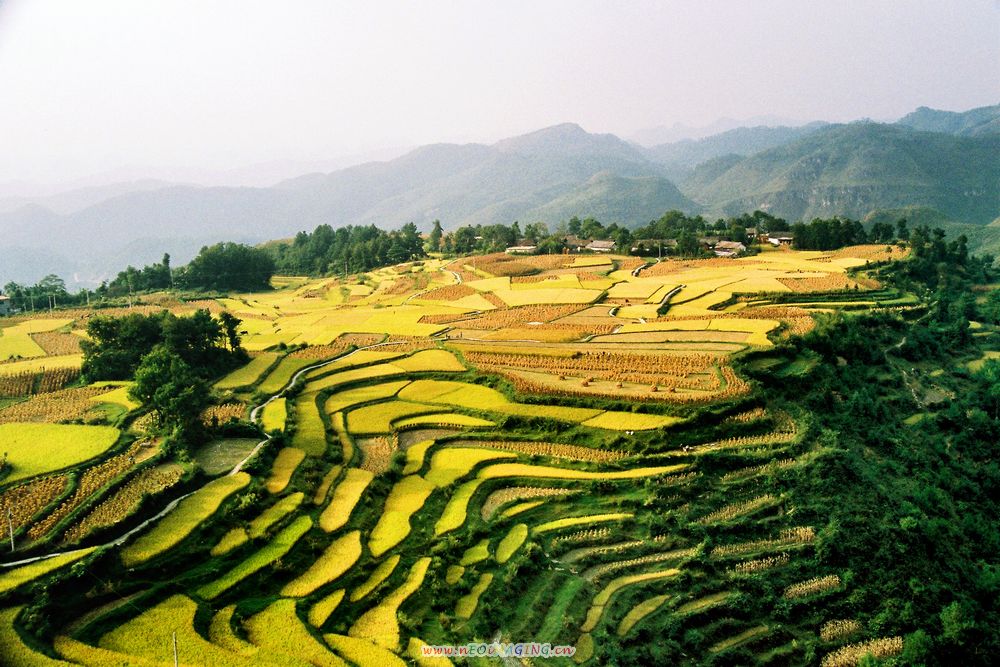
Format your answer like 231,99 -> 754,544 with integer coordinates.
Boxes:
0,0 -> 997,189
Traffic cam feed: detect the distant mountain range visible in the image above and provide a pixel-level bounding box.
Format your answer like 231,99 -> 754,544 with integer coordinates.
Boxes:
1,103 -> 997,285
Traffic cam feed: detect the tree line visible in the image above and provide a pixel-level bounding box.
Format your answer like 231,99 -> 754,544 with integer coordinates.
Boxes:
0,210 -> 920,306
269,223 -> 424,276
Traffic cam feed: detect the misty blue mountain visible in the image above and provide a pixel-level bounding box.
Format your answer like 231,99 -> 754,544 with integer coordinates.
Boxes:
1,103 -> 997,285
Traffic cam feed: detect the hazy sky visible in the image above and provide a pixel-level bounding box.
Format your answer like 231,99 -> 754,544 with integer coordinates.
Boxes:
0,0 -> 997,188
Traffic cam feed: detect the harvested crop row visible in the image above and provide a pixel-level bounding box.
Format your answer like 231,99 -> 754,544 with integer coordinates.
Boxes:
0,475 -> 69,533
0,386 -> 106,424
711,527 -> 815,558
481,486 -> 580,521
63,463 -> 185,543
27,439 -> 154,541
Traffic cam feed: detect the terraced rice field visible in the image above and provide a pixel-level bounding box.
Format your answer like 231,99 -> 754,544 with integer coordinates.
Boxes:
0,248 -> 907,666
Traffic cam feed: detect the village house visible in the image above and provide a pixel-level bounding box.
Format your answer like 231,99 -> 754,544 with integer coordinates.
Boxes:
504,244 -> 537,255
560,235 -> 587,252
0,295 -> 11,316
630,238 -> 677,255
713,240 -> 747,257
585,239 -> 616,253
768,235 -> 794,246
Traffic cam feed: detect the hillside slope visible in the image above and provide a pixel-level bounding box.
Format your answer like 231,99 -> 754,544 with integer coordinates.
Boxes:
896,103 -> 1000,137
682,123 -> 1000,224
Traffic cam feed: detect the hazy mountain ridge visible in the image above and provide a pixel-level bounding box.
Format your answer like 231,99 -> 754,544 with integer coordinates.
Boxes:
895,103 -> 1000,137
1,106 -> 998,285
682,122 -> 1000,224
644,123 -> 829,180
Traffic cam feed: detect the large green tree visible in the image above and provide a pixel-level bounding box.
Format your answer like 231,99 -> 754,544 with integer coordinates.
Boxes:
129,346 -> 210,435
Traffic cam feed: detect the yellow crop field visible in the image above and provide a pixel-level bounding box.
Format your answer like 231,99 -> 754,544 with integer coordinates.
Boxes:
492,288 -> 603,307
0,607 -> 73,666
0,423 -> 120,485
477,462 -> 690,481
311,350 -> 405,377
607,280 -> 663,300
369,475 -> 437,557
0,548 -> 96,595
260,397 -> 287,432
327,634 -> 408,667
214,352 -> 279,390
99,594 -> 294,667
53,636 -> 163,666
392,349 -> 466,372
249,492 -> 304,537
395,413 -> 495,429
425,448 -> 518,487
434,479 -> 484,535
313,465 -> 342,504
0,330 -> 46,361
245,599 -> 346,667
581,411 -> 680,431
307,363 -> 407,394
199,515 -> 313,599
500,500 -> 546,519
265,447 -> 305,493
330,412 -> 354,465
319,468 -> 375,532
511,274 -> 583,290
257,357 -> 314,394
668,291 -> 733,315
481,486 -> 578,520
466,277 -> 511,292
211,528 -> 249,557
346,400 -> 445,434
350,554 -> 401,602
581,569 -> 681,632
455,572 -> 493,619
121,472 -> 249,567
495,523 -> 528,563
348,556 -> 431,649
398,379 -> 602,423
617,594 -> 671,636
534,512 -> 633,533
324,380 -> 410,414
402,440 -> 434,475
291,394 -> 327,456
89,384 -> 140,410
460,539 -> 490,565
209,605 -> 257,656
282,530 -> 362,597
571,256 -> 612,267
0,354 -> 82,376
309,589 -> 346,627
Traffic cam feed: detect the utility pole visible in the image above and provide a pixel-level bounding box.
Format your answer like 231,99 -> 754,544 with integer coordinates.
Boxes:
6,508 -> 13,553
172,632 -> 178,667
